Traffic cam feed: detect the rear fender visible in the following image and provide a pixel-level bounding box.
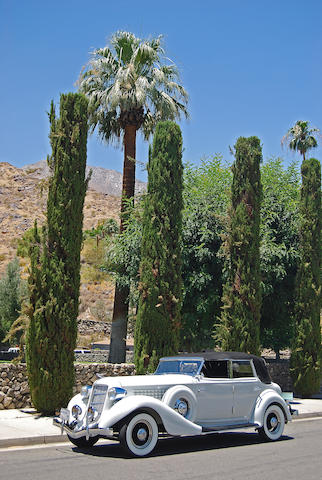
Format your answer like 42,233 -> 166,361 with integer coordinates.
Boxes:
99,395 -> 202,436
252,389 -> 292,426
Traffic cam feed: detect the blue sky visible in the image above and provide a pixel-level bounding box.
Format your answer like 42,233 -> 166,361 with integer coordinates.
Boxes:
1,0 -> 321,181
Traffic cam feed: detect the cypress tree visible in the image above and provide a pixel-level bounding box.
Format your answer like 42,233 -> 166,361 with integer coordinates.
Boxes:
135,121 -> 183,373
290,158 -> 321,396
0,258 -> 22,343
26,93 -> 89,414
218,136 -> 262,354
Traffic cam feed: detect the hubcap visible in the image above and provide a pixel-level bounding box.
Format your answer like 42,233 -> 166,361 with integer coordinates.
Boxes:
137,428 -> 148,442
174,399 -> 188,417
267,413 -> 279,431
270,416 -> 278,428
132,421 -> 152,447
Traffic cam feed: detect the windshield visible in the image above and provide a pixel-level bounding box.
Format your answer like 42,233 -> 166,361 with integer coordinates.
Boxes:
155,359 -> 203,376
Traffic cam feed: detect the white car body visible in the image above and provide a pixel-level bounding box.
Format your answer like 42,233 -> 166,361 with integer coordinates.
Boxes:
54,352 -> 295,456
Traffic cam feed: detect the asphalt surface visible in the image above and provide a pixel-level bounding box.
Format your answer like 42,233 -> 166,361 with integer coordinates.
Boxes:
1,417 -> 322,480
0,395 -> 321,448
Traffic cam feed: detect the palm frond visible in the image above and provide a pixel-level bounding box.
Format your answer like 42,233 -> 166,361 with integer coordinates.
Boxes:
78,31 -> 188,141
281,120 -> 320,159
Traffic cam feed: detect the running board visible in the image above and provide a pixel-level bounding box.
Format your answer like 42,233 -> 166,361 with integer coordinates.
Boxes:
202,423 -> 258,433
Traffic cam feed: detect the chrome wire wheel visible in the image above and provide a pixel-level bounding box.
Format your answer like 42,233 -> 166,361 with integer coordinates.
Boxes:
119,412 -> 158,456
258,404 -> 285,441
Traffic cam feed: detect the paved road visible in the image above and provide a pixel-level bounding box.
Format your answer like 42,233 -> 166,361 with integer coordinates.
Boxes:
1,418 -> 322,480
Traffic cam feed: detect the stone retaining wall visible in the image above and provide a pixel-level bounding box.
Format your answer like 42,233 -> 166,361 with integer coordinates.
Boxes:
0,363 -> 135,410
265,359 -> 293,392
0,359 -> 295,410
77,319 -> 111,336
74,351 -> 134,363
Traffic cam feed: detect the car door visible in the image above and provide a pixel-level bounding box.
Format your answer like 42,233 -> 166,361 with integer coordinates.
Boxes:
195,361 -> 234,424
231,360 -> 263,422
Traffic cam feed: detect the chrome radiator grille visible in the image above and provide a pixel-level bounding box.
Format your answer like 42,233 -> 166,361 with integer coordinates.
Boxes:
89,384 -> 108,418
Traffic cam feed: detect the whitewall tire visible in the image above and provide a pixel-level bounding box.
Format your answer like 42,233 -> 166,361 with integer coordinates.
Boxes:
258,404 -> 285,441
119,412 -> 159,457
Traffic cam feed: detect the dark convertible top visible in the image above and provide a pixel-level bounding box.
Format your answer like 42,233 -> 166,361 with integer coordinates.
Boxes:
171,351 -> 272,384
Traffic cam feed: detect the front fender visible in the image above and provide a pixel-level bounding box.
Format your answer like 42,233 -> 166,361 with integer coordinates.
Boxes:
252,389 -> 292,426
99,395 -> 202,437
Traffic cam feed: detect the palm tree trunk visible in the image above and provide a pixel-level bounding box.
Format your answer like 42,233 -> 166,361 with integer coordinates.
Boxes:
108,124 -> 136,363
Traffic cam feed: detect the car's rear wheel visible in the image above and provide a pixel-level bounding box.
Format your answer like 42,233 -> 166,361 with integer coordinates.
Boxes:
67,434 -> 99,448
119,412 -> 158,457
258,404 -> 285,441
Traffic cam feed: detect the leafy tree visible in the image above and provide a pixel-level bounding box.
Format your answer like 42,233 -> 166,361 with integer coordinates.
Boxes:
84,218 -> 119,242
17,228 -> 40,258
103,154 -> 303,355
104,158 -> 231,351
260,158 -> 300,356
135,122 -> 183,373
0,258 -> 24,343
78,31 -> 188,363
218,137 -> 262,355
282,120 -> 320,161
104,197 -> 144,312
290,158 -> 321,396
26,93 -> 89,414
181,157 -> 231,351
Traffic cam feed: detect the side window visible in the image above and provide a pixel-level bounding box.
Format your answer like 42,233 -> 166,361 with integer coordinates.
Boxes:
201,360 -> 229,378
231,360 -> 254,378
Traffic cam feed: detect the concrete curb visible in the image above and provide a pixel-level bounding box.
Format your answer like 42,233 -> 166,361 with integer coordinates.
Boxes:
295,412 -> 322,420
0,434 -> 67,448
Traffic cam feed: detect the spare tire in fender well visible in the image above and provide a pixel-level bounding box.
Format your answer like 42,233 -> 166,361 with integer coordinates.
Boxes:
162,385 -> 197,422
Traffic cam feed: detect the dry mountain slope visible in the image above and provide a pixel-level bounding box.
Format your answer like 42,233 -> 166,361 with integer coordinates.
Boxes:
0,161 -> 126,271
23,160 -> 146,196
0,161 -> 146,341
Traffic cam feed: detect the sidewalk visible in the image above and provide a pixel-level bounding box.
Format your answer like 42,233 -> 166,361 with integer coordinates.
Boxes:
1,395 -> 322,449
0,408 -> 67,448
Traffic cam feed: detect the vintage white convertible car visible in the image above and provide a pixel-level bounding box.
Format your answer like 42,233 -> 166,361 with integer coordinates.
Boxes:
54,352 -> 296,456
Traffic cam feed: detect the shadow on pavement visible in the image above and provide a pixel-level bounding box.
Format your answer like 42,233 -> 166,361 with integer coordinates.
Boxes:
69,431 -> 294,459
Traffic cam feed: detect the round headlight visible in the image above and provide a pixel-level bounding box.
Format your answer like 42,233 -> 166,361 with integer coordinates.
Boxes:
108,387 -> 127,401
108,387 -> 117,401
71,404 -> 82,419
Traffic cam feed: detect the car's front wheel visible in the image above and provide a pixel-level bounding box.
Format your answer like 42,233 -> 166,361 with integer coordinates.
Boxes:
67,434 -> 99,448
258,404 -> 285,441
119,412 -> 159,457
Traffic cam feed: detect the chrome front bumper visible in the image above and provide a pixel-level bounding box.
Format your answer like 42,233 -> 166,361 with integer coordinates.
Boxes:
53,416 -> 114,440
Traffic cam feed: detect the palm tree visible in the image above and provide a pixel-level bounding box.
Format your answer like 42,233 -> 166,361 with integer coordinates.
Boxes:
78,31 -> 188,363
281,120 -> 320,161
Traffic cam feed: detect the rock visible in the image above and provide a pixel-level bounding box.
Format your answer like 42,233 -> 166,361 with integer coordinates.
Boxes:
3,396 -> 13,408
